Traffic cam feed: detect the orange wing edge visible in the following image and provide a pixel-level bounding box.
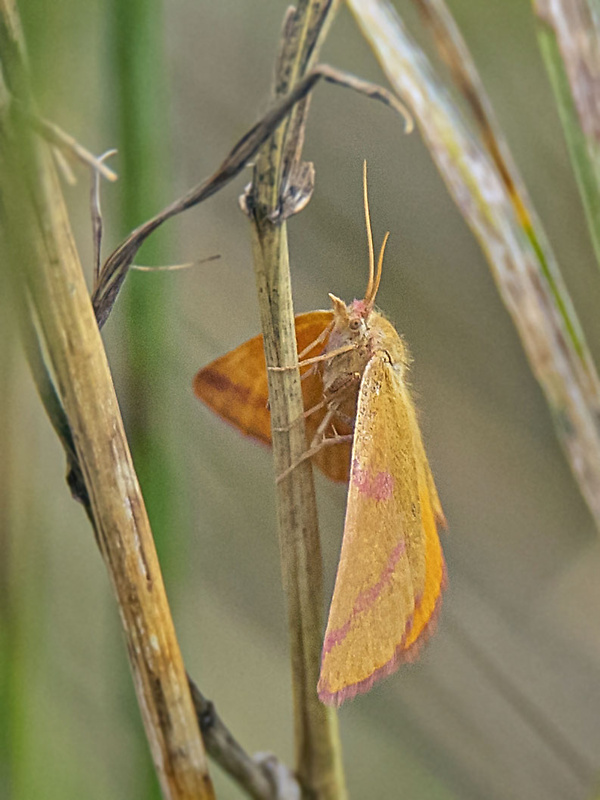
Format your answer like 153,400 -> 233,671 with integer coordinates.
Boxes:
192,369 -> 272,447
317,558 -> 447,707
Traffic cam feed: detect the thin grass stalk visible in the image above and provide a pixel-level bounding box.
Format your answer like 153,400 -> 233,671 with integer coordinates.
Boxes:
249,2 -> 347,798
347,0 -> 600,530
0,4 -> 215,797
187,678 -> 294,800
533,0 -> 600,272
409,0 -> 598,374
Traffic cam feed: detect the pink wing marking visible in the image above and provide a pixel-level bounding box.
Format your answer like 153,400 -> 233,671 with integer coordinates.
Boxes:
351,458 -> 394,501
322,537 -> 407,654
319,561 -> 448,706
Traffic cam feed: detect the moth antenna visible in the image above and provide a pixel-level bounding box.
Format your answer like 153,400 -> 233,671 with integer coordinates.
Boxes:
371,231 -> 390,307
363,160 -> 375,305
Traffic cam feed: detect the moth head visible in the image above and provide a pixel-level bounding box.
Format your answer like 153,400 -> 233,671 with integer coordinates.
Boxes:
328,293 -> 370,339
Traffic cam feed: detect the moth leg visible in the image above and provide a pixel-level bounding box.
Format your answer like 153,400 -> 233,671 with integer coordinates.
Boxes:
271,361 -> 357,433
276,432 -> 354,483
275,377 -> 358,479
297,320 -> 334,360
267,361 -> 328,419
297,373 -> 359,439
332,410 -> 355,428
268,343 -> 358,372
271,398 -> 328,432
270,320 -> 334,388
305,399 -> 328,419
309,401 -> 341,447
266,367 -> 318,411
276,399 -> 350,481
300,363 -> 318,381
325,370 -> 361,399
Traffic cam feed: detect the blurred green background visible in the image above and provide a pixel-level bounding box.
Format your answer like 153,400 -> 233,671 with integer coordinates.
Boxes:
3,1 -> 600,798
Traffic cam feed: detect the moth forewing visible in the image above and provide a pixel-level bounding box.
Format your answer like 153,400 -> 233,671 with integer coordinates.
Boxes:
192,329 -> 273,445
401,391 -> 447,653
318,351 -> 441,706
194,312 -> 330,439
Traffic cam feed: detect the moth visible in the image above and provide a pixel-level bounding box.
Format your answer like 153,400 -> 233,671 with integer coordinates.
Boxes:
193,163 -> 447,705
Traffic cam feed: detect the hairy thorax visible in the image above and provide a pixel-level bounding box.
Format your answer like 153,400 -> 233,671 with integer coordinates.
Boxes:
321,299 -> 409,426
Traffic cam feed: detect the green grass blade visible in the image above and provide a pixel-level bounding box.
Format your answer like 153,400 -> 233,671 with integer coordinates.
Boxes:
534,0 -> 600,272
110,0 -> 176,562
109,1 -> 181,797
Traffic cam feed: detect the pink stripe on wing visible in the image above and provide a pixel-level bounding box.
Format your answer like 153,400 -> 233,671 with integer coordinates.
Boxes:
322,537 -> 407,655
319,559 -> 448,706
352,458 -> 394,501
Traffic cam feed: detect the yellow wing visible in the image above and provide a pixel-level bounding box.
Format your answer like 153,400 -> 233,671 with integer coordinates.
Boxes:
318,354 -> 446,705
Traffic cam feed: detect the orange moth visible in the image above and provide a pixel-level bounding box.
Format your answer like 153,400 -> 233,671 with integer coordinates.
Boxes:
193,163 -> 447,705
